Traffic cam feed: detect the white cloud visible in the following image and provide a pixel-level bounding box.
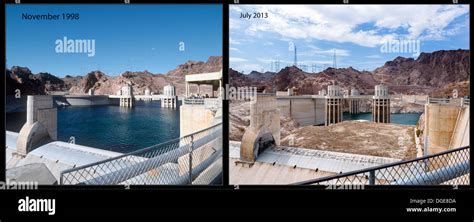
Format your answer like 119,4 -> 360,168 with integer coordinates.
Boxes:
298,60 -> 333,65
230,57 -> 248,62
300,48 -> 351,57
263,41 -> 274,46
230,5 -> 243,13
365,54 -> 382,59
257,57 -> 332,65
232,63 -> 264,74
230,37 -> 241,45
229,18 -> 242,30
257,58 -> 274,63
230,47 -> 244,53
231,5 -> 469,47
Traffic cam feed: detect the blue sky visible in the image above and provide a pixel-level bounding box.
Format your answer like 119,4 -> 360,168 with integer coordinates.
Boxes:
230,5 -> 469,73
6,4 -> 222,77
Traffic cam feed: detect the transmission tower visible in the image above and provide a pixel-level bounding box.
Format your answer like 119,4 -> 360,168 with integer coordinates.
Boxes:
300,64 -> 307,72
311,64 -> 317,73
333,49 -> 337,69
294,45 -> 297,67
275,60 -> 280,72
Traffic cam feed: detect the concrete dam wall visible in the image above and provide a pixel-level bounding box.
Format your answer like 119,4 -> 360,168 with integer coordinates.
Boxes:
425,102 -> 470,155
277,97 -> 326,126
449,106 -> 470,149
64,95 -> 118,106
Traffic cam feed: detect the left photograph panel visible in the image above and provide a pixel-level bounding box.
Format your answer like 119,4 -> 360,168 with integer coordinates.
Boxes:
5,4 -> 223,185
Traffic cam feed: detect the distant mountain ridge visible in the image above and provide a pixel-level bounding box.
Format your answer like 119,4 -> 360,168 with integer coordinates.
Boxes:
6,56 -> 222,96
230,49 -> 470,97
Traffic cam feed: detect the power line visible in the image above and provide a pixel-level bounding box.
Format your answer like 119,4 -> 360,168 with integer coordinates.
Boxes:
311,64 -> 318,73
300,64 -> 307,72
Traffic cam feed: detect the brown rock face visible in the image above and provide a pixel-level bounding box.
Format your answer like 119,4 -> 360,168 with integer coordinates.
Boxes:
166,56 -> 223,76
67,56 -> 222,95
372,49 -> 470,95
69,71 -> 105,94
231,49 -> 470,97
7,56 -> 222,96
6,66 -> 66,95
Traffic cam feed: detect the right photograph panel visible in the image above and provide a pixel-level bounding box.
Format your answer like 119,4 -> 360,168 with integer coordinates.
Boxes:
228,5 -> 470,185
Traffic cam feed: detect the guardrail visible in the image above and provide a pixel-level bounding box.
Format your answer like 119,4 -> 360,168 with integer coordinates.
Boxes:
429,97 -> 470,107
428,97 -> 464,106
60,123 -> 223,185
428,98 -> 452,104
293,146 -> 469,185
463,98 -> 470,106
204,98 -> 221,111
183,98 -> 205,105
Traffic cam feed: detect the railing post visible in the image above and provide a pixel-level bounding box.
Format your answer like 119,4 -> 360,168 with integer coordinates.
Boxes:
369,170 -> 376,185
188,134 -> 194,185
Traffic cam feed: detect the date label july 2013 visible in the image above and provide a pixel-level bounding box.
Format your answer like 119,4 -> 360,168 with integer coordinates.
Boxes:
240,12 -> 268,19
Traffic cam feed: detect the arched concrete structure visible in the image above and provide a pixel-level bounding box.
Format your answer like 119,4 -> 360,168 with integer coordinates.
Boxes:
241,126 -> 276,163
240,94 -> 280,163
16,96 -> 57,155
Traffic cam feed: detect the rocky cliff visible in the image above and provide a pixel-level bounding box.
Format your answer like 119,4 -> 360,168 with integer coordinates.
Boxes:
6,66 -> 66,95
231,49 -> 470,97
7,56 -> 222,96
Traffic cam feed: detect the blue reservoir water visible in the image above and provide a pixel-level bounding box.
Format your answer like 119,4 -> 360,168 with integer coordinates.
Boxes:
343,112 -> 422,125
57,101 -> 180,153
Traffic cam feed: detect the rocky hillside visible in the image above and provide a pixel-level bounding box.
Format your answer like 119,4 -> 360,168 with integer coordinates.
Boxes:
231,49 -> 470,97
372,49 -> 469,95
247,70 -> 275,82
6,66 -> 66,95
7,56 -> 222,96
166,56 -> 222,77
67,56 -> 222,95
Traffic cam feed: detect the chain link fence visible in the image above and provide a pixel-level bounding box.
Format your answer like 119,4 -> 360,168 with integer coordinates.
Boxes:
294,146 -> 469,186
60,123 -> 222,185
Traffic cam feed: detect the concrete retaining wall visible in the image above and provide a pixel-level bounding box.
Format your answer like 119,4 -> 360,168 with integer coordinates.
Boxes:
277,97 -> 325,126
180,105 -> 215,137
64,95 -> 113,106
449,106 -> 470,149
425,104 -> 460,155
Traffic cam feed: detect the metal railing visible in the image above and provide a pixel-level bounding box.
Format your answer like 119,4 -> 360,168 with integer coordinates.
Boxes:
428,98 -> 452,104
183,98 -> 205,105
60,123 -> 222,185
293,146 -> 469,185
204,98 -> 221,111
428,97 -> 466,106
463,98 -> 470,106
